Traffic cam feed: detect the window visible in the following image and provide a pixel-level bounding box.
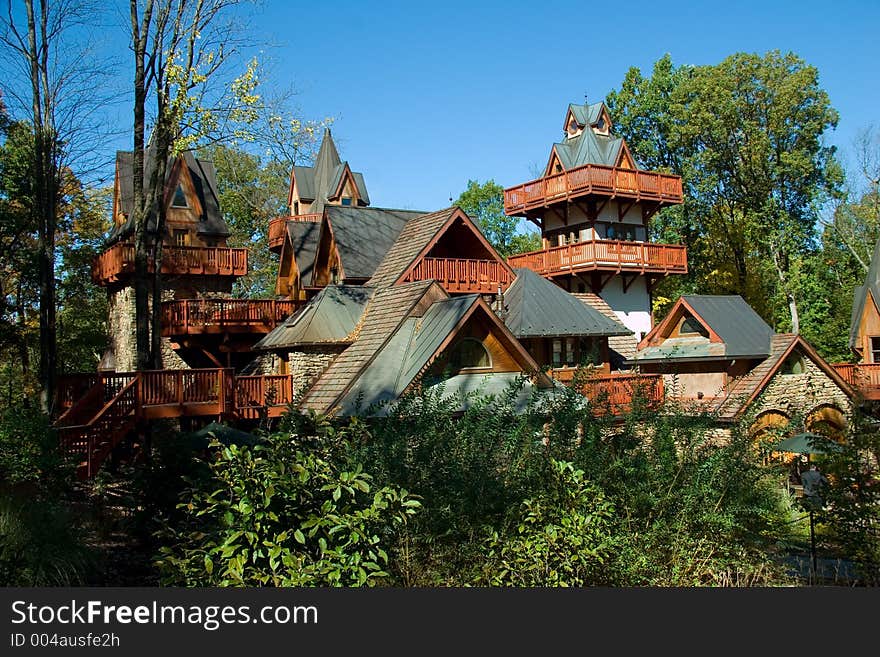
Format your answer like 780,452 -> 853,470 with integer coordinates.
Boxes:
552,339 -> 563,367
871,337 -> 880,363
293,201 -> 300,215
341,197 -> 352,206
781,353 -> 806,375
579,337 -> 601,366
595,117 -> 606,131
606,223 -> 637,241
448,338 -> 491,371
171,184 -> 188,208
173,229 -> 188,247
678,316 -> 709,338
565,338 -> 576,367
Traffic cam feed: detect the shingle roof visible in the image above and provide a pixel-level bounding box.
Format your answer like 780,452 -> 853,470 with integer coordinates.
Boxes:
300,280 -> 438,413
504,269 -> 630,338
254,285 -> 374,351
287,220 -> 322,286
109,149 -> 230,244
323,206 -> 426,280
573,293 -> 639,364
367,207 -> 458,288
850,236 -> 880,349
293,129 -> 369,212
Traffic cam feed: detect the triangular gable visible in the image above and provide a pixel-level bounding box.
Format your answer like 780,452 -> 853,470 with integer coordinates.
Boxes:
311,214 -> 347,286
545,146 -> 565,177
724,336 -> 855,420
563,107 -> 585,137
615,141 -> 636,170
275,230 -> 297,296
164,155 -> 204,217
638,297 -> 723,350
329,162 -> 361,204
395,208 -> 516,288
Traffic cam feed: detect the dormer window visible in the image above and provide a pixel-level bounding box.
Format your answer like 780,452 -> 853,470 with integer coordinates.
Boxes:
448,338 -> 491,371
172,184 -> 188,208
596,117 -> 606,131
678,315 -> 709,338
341,197 -> 352,206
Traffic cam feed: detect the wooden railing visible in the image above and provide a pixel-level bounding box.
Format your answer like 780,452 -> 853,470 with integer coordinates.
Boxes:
404,257 -> 513,293
832,363 -> 880,400
268,214 -> 323,250
160,299 -> 301,335
507,239 -> 687,276
235,375 -> 295,419
92,243 -> 248,285
581,373 -> 665,416
504,164 -> 683,214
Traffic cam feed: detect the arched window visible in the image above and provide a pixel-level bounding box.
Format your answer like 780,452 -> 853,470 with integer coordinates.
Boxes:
781,353 -> 807,375
448,338 -> 491,371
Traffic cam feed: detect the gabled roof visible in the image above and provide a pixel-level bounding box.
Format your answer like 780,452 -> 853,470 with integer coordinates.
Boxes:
367,206 -> 514,289
320,206 -> 426,281
632,295 -> 774,362
300,281 -> 550,416
712,334 -> 855,421
566,102 -> 605,129
548,101 -> 626,174
287,220 -> 322,287
254,285 -> 374,351
300,280 -> 440,413
290,129 -> 369,212
504,269 -> 630,338
109,149 -> 229,244
849,236 -> 880,349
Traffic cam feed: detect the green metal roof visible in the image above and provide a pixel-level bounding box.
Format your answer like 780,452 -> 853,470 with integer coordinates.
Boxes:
254,285 -> 374,350
504,268 -> 631,338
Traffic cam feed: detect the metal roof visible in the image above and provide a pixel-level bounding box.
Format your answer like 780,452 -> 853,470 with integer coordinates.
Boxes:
254,285 -> 374,350
504,269 -> 631,338
323,206 -> 426,280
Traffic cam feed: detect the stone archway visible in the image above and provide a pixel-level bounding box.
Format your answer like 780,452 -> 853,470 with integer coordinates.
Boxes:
750,410 -> 792,461
805,404 -> 847,441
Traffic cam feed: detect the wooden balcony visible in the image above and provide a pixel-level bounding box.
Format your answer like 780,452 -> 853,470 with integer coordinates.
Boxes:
504,164 -> 683,216
832,363 -> 880,400
160,299 -> 301,336
581,373 -> 665,416
92,243 -> 248,285
404,257 -> 514,293
268,214 -> 323,251
507,239 -> 687,277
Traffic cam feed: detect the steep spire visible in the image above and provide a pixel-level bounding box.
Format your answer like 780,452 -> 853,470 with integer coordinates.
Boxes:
311,128 -> 343,214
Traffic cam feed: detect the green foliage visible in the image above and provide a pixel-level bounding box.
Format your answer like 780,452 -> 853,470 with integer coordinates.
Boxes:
477,460 -> 614,586
455,179 -> 540,256
155,428 -> 420,587
0,405 -> 68,488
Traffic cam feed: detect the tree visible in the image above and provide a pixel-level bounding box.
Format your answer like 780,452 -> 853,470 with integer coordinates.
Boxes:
455,179 -> 540,257
606,52 -> 842,333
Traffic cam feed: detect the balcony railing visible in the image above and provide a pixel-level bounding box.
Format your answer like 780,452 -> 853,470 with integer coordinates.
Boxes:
581,373 -> 665,416
268,214 -> 323,250
404,257 -> 513,293
92,243 -> 248,285
507,239 -> 687,277
832,363 -> 880,400
160,299 -> 302,336
504,163 -> 684,215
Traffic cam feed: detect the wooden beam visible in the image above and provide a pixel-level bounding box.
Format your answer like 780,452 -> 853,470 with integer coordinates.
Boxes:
618,199 -> 635,222
621,273 -> 638,293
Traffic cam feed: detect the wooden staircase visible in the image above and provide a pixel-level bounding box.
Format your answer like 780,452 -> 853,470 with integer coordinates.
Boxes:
55,374 -> 139,480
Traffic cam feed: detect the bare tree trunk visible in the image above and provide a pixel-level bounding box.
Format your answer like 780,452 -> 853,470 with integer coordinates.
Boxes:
149,143 -> 169,368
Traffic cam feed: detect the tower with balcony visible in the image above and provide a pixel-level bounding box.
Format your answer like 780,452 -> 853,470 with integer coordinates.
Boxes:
94,149 -> 252,371
504,100 -> 686,340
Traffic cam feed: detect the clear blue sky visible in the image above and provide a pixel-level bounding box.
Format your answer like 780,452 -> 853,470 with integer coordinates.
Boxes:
236,0 -> 878,212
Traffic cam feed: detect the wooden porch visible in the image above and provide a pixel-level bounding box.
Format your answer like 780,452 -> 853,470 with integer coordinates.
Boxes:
503,164 -> 684,216
506,239 -> 687,277
160,299 -> 302,336
832,363 -> 880,400
92,243 -> 249,285
404,257 -> 514,293
580,372 -> 665,416
56,369 -> 295,478
268,213 -> 323,252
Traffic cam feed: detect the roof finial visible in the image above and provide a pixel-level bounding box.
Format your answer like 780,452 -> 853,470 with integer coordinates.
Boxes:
584,92 -> 588,105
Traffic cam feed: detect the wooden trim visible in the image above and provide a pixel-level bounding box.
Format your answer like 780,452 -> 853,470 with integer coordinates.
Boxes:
637,297 -> 723,350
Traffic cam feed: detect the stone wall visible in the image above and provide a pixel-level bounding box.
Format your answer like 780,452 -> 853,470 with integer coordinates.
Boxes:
749,356 -> 852,429
289,348 -> 341,400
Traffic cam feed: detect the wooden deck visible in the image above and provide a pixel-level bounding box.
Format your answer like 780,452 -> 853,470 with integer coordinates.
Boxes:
92,243 -> 249,285
506,239 -> 687,277
504,163 -> 683,216
160,299 -> 301,336
56,369 -> 295,478
404,257 -> 513,293
268,214 -> 323,251
580,372 -> 665,415
832,363 -> 880,400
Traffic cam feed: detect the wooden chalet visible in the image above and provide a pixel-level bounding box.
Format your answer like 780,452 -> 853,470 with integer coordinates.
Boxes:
836,236 -> 880,400
630,295 -> 854,440
504,100 -> 687,342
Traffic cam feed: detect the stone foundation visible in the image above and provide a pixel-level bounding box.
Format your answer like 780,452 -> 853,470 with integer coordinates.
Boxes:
750,358 -> 852,427
289,348 -> 340,399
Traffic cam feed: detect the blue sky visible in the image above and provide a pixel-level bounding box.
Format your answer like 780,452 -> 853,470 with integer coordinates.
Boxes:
49,0 -> 880,211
